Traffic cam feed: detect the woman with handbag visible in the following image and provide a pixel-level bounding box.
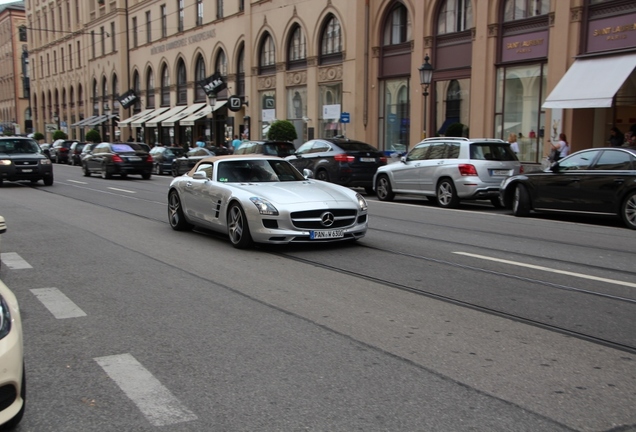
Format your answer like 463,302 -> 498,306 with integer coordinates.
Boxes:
549,133 -> 569,162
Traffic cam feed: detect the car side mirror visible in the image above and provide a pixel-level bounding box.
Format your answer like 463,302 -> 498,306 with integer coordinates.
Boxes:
400,156 -> 407,163
303,169 -> 314,179
192,171 -> 208,180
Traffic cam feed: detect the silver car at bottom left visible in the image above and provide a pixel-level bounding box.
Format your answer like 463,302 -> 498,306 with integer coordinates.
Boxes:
0,217 -> 26,430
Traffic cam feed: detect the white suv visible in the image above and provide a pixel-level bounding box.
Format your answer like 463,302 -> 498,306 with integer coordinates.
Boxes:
373,137 -> 522,208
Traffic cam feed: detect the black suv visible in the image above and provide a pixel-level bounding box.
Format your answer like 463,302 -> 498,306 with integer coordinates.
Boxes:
50,139 -> 75,164
0,137 -> 54,186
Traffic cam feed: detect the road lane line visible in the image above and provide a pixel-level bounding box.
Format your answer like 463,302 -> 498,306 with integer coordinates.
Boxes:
0,252 -> 33,269
107,187 -> 136,193
30,288 -> 87,318
454,252 -> 636,288
94,353 -> 198,427
67,180 -> 88,184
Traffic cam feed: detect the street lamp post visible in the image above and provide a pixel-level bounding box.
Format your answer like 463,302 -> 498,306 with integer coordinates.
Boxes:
103,103 -> 110,141
418,54 -> 434,139
208,92 -> 217,147
53,112 -> 60,130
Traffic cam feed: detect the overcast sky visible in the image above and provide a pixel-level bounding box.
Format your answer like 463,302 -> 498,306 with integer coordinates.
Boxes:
0,0 -> 22,5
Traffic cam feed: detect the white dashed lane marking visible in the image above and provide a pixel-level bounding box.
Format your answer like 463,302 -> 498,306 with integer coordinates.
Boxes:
30,287 -> 87,319
94,353 -> 198,427
0,252 -> 33,269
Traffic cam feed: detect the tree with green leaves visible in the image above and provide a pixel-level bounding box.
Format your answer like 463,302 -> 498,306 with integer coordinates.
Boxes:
52,130 -> 68,140
266,120 -> 297,142
86,129 -> 102,143
33,132 -> 44,141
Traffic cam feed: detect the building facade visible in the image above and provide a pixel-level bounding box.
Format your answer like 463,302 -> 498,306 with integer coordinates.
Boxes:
24,0 -> 636,162
0,2 -> 30,135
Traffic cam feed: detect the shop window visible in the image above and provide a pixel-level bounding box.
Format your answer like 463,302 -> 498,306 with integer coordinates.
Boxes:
437,0 -> 473,35
380,78 -> 410,152
318,82 -> 342,138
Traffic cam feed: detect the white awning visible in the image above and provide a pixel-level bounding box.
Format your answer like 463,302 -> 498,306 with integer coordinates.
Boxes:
71,116 -> 98,127
161,103 -> 207,127
543,53 -> 636,109
145,106 -> 188,128
118,109 -> 154,127
83,115 -> 108,126
130,107 -> 170,128
179,101 -> 227,126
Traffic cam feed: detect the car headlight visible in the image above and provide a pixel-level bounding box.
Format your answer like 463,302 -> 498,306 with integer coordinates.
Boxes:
250,197 -> 279,216
0,295 -> 11,340
356,193 -> 368,211
0,159 -> 12,166
40,158 -> 52,165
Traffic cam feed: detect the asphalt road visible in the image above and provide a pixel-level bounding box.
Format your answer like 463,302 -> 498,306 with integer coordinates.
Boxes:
0,163 -> 634,432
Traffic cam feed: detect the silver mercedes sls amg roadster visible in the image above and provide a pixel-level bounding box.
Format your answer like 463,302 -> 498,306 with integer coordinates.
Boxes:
168,155 -> 368,248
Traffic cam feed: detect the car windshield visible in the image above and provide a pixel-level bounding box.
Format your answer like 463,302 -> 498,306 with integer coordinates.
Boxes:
470,143 -> 517,161
217,159 -> 305,183
263,142 -> 296,156
0,139 -> 42,154
337,141 -> 378,152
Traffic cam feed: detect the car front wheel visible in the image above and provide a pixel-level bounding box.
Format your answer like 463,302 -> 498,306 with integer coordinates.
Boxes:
228,203 -> 253,249
512,184 -> 531,217
621,190 -> 636,229
375,175 -> 395,201
437,179 -> 459,208
168,190 -> 192,231
83,163 -> 91,177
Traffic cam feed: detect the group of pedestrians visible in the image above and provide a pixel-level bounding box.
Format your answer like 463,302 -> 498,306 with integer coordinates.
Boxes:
609,124 -> 636,147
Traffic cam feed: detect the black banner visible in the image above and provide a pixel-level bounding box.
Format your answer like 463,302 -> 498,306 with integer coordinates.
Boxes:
198,72 -> 227,98
117,90 -> 138,109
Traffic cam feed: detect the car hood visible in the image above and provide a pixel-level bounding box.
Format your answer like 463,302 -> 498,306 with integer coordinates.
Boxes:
0,152 -> 45,160
233,180 -> 357,205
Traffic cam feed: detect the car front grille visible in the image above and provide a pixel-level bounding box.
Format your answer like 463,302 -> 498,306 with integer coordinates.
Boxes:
290,209 -> 358,229
12,159 -> 38,167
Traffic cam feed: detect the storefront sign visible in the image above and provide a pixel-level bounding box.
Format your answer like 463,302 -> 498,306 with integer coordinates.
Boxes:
150,30 -> 216,55
587,12 -> 636,53
501,30 -> 549,63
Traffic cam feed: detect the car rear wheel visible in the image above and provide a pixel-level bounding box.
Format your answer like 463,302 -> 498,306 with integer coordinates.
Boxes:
375,175 -> 395,201
154,163 -> 162,175
316,169 -> 329,182
168,190 -> 192,231
171,163 -> 179,177
437,179 -> 459,208
101,164 -> 112,179
620,190 -> 636,230
82,163 -> 91,177
142,173 -> 151,180
228,203 -> 253,249
512,184 -> 531,217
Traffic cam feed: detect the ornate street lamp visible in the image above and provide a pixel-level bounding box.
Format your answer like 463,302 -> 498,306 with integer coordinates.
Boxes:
418,54 -> 434,139
53,112 -> 60,130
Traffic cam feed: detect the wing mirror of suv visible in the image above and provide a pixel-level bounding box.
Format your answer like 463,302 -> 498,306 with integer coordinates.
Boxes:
303,169 -> 314,179
400,156 -> 407,164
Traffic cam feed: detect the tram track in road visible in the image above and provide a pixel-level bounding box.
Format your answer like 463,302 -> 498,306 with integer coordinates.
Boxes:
272,242 -> 636,355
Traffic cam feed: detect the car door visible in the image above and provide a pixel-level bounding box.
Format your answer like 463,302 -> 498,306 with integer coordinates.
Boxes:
182,163 -> 216,224
390,143 -> 430,192
418,143 -> 450,194
576,149 -> 634,214
531,150 -> 602,211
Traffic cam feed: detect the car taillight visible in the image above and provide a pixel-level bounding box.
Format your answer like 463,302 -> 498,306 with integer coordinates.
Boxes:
334,153 -> 355,163
146,155 -> 153,162
112,154 -> 123,163
379,156 -> 387,164
458,164 -> 478,176
60,148 -> 68,153
520,165 -> 524,174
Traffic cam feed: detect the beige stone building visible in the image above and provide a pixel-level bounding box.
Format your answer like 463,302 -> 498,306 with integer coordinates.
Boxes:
25,0 -> 636,164
0,1 -> 30,135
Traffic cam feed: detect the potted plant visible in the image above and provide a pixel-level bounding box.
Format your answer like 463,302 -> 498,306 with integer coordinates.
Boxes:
266,120 -> 297,142
85,129 -> 102,143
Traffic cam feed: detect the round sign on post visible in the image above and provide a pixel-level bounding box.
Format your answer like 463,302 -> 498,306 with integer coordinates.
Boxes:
228,96 -> 242,112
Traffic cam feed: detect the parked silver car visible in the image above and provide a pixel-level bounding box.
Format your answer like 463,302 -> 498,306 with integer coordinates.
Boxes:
373,137 -> 522,208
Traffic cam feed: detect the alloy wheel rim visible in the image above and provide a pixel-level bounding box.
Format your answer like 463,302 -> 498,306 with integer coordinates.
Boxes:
168,193 -> 180,226
626,195 -> 636,226
229,207 -> 243,243
439,183 -> 451,205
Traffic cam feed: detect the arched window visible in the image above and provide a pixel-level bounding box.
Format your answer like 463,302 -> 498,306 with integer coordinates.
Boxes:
437,0 -> 473,35
161,64 -> 170,106
177,59 -> 187,105
215,50 -> 227,77
259,33 -> 275,74
70,86 -> 75,109
194,55 -> 206,102
146,68 -> 155,108
133,71 -> 141,111
320,14 -> 342,65
112,74 -> 119,110
503,0 -> 549,22
383,2 -> 411,46
287,24 -> 307,70
236,44 -> 245,97
102,77 -> 108,108
93,79 -> 99,115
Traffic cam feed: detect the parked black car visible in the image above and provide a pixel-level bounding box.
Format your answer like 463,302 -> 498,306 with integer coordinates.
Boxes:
80,143 -> 97,162
149,146 -> 185,175
0,137 -> 54,186
50,139 -> 76,164
171,147 -> 216,177
234,140 -> 296,157
500,147 -> 636,229
286,138 -> 387,194
82,142 -> 153,179
68,141 -> 87,166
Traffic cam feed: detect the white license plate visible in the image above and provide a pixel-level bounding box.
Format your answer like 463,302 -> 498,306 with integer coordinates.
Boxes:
310,229 -> 344,240
21,169 -> 32,172
360,157 -> 376,162
492,169 -> 510,176
128,156 -> 141,162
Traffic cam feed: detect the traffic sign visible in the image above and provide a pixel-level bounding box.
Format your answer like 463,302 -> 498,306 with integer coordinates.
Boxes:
340,112 -> 350,123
